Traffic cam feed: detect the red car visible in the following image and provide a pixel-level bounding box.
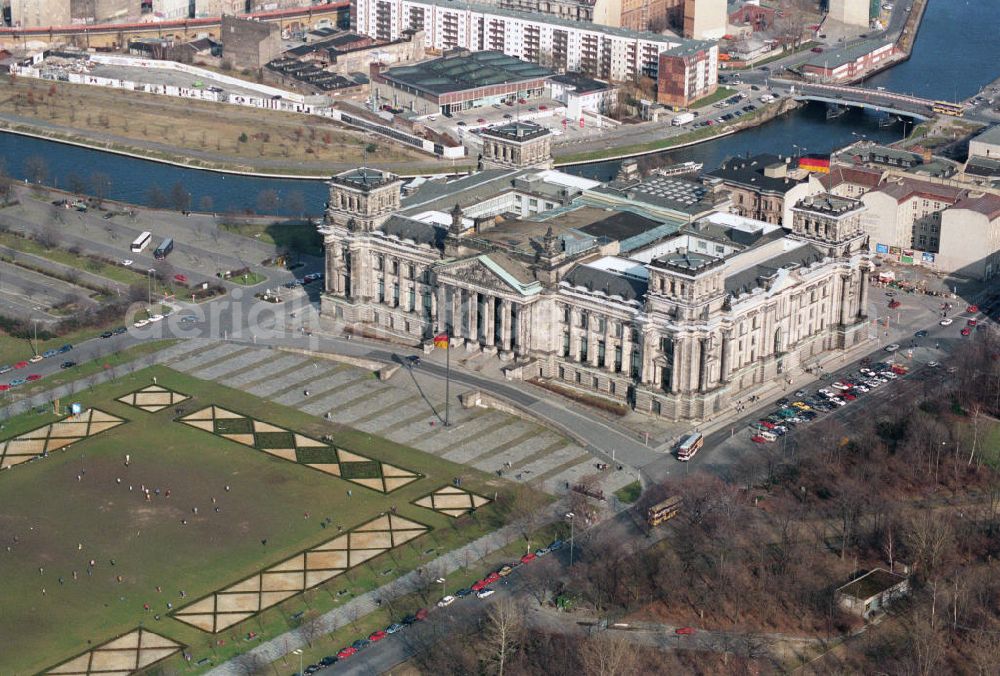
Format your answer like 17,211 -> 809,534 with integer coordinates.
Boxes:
841,392 -> 856,401
415,608 -> 429,621
751,435 -> 768,444
675,627 -> 697,636
517,98 -> 526,104
369,630 -> 387,642
471,579 -> 488,591
968,318 -> 978,326
0,385 -> 9,392
14,361 -> 27,369
888,299 -> 901,309
174,274 -> 188,283
337,646 -> 357,659
484,572 -> 501,584
758,420 -> 776,429
968,305 -> 979,313
26,374 -> 42,381
891,365 -> 909,375
520,552 -> 537,564
539,105 -> 547,110
811,47 -> 824,53
477,118 -> 486,123
962,327 -> 972,336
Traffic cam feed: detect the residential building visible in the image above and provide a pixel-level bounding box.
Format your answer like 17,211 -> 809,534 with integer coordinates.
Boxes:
828,0 -> 870,27
683,0 -> 727,40
969,125 -> 1000,160
965,126 -> 1000,187
817,165 -> 884,199
370,50 -> 553,116
837,569 -> 910,619
318,143 -> 873,420
861,173 -> 1000,280
656,40 -> 718,107
221,14 -> 283,69
801,40 -> 895,81
706,154 -> 821,225
351,0 -> 716,84
548,72 -> 618,117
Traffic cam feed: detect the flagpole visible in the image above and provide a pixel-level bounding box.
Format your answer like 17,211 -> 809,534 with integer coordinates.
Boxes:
445,329 -> 450,427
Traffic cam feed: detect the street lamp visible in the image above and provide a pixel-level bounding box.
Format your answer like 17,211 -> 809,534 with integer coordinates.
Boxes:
147,268 -> 155,308
435,576 -> 446,599
565,512 -> 575,567
292,648 -> 303,675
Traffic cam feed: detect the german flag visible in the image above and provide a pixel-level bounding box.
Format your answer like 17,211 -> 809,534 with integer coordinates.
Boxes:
798,155 -> 831,174
433,333 -> 450,349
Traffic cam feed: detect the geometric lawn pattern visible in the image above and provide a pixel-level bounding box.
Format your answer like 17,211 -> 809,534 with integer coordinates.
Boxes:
115,384 -> 190,413
177,405 -> 421,493
43,628 -> 182,675
413,485 -> 492,518
172,513 -> 429,633
0,408 -> 126,470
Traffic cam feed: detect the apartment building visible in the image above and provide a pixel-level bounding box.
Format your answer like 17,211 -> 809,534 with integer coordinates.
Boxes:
352,0 -> 714,83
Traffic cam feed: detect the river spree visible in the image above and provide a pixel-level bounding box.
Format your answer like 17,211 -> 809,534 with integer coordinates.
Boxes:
0,0 -> 995,211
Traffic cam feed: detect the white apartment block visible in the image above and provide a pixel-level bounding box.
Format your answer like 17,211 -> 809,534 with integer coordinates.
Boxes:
353,0 -> 693,82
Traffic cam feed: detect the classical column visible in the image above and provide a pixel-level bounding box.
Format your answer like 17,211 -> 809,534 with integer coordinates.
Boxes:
484,296 -> 496,347
858,268 -> 870,319
620,327 -> 632,376
839,274 -> 850,326
698,337 -> 709,393
588,318 -> 599,368
570,308 -> 581,361
468,291 -> 479,343
435,286 -> 447,333
500,299 -> 512,352
451,289 -> 463,339
639,334 -> 654,385
720,330 -> 732,383
515,305 -> 529,356
604,323 -> 616,373
669,338 -> 682,393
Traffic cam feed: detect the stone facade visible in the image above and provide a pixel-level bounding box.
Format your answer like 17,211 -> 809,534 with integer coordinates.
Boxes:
320,143 -> 872,421
221,14 -> 283,69
479,122 -> 554,171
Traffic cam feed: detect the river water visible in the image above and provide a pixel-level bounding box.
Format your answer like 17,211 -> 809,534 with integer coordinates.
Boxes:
0,0 -> 996,212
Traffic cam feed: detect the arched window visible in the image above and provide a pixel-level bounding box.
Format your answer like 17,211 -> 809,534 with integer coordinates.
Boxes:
774,326 -> 782,354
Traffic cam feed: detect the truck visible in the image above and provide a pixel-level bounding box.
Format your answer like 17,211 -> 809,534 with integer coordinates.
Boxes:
671,112 -> 695,126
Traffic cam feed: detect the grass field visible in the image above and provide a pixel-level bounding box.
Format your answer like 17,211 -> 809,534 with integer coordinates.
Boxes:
0,364 -> 516,674
0,75 -> 432,173
219,220 -> 324,258
613,480 -> 643,504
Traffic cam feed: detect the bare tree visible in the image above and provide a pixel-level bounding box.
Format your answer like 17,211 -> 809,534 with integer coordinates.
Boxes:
256,189 -> 280,214
905,515 -> 954,581
23,155 -> 48,185
285,190 -> 306,218
0,158 -> 11,203
580,632 -> 637,676
483,597 -> 523,676
170,182 -> 192,212
90,172 -> 112,208
232,649 -> 269,675
199,194 -> 214,213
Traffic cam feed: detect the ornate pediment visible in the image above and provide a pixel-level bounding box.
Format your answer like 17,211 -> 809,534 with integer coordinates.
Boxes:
437,255 -> 541,297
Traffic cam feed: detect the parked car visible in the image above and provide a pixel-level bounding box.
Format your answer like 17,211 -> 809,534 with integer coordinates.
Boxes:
676,627 -> 697,635
42,349 -> 58,358
134,319 -> 149,328
884,343 -> 900,352
60,361 -> 76,369
940,318 -> 953,326
477,588 -> 496,599
415,608 -> 429,621
520,552 -> 537,564
455,588 -> 473,598
915,330 -> 928,338
369,630 -> 387,642
351,638 -> 370,650
968,318 -> 978,326
967,304 -> 979,313
961,327 -> 972,336
29,355 -> 44,363
113,326 -> 127,335
751,435 -> 769,444
14,361 -> 28,369
58,344 -> 73,353
401,614 -> 418,626
9,378 -> 26,387
385,623 -> 404,634
437,595 -> 456,607
174,274 -> 188,283
0,365 -> 10,374
336,646 -> 357,660
498,564 -> 515,577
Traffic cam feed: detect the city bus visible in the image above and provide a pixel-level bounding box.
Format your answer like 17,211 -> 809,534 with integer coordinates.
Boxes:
131,231 -> 152,253
932,100 -> 964,117
676,432 -> 704,461
153,237 -> 174,260
647,495 -> 683,527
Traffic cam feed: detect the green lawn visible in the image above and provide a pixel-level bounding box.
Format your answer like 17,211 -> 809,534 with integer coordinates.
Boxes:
0,231 -> 147,287
0,324 -> 119,366
0,364 -> 523,674
690,86 -> 735,109
229,270 -> 268,286
220,220 -> 324,258
613,480 -> 643,504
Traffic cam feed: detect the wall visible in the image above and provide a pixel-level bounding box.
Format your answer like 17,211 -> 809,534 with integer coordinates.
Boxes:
221,14 -> 282,69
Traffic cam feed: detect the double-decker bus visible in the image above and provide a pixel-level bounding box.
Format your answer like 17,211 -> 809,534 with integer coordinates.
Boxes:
153,237 -> 174,260
131,231 -> 152,253
932,101 -> 964,117
647,495 -> 683,527
676,432 -> 704,461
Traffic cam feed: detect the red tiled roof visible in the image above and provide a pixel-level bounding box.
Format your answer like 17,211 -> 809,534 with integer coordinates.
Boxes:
821,165 -> 884,190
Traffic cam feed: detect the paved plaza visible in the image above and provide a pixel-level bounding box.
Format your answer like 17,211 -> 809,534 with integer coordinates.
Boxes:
154,339 -> 634,499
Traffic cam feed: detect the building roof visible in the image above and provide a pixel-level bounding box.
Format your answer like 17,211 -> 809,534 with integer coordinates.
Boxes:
803,39 -> 894,70
592,174 -> 725,216
381,214 -> 447,248
681,215 -> 786,248
549,72 -> 611,94
793,193 -> 864,216
819,165 -> 884,191
379,50 -> 552,97
875,176 -> 965,204
708,154 -> 807,194
724,242 -> 826,297
577,211 -> 663,241
481,120 -> 551,142
971,124 -> 1000,149
563,264 -> 647,301
838,569 -> 907,601
954,193 -> 1000,220
662,40 -> 717,59
331,167 -> 398,191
